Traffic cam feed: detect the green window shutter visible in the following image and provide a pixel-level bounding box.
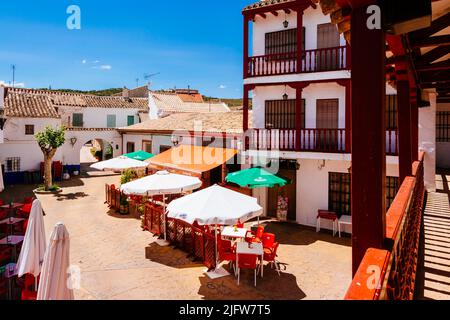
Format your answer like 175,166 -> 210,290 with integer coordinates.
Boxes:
72,113 -> 83,127
107,115 -> 116,128
127,115 -> 135,126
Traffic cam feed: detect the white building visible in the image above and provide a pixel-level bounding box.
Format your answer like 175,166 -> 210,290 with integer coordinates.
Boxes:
241,0 -> 403,232
0,86 -> 148,184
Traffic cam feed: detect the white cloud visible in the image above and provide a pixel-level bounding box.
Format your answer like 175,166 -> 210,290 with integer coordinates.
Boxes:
0,80 -> 25,87
219,84 -> 227,89
92,65 -> 112,70
81,59 -> 87,64
92,60 -> 100,64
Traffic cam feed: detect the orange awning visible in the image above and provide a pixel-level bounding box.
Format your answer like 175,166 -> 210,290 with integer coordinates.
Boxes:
146,145 -> 238,175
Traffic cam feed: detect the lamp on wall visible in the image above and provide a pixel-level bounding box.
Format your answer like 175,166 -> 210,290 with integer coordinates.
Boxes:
283,11 -> 289,28
70,137 -> 77,147
171,135 -> 180,146
283,85 -> 288,100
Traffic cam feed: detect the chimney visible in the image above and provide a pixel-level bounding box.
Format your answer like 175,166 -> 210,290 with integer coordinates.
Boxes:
122,87 -> 129,98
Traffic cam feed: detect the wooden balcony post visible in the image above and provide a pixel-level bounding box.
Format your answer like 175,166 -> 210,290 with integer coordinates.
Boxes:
296,87 -> 303,151
296,8 -> 303,73
243,15 -> 249,79
411,100 -> 419,162
398,80 -> 413,183
243,85 -> 250,149
350,5 -> 386,276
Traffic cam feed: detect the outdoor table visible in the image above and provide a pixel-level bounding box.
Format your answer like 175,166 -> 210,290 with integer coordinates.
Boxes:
0,236 -> 24,261
0,217 -> 25,236
236,241 -> 264,278
338,215 -> 352,238
0,203 -> 24,219
3,263 -> 17,300
221,226 -> 248,242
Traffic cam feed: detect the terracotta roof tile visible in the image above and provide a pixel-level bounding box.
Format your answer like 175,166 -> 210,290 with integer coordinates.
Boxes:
4,92 -> 59,118
8,87 -> 148,110
118,111 -> 252,134
151,92 -> 229,115
243,0 -> 297,12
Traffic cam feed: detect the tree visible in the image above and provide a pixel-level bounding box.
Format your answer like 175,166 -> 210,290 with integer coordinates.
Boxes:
35,126 -> 66,191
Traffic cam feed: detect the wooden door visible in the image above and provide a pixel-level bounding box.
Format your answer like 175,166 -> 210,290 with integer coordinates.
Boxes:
317,23 -> 340,70
267,168 -> 297,221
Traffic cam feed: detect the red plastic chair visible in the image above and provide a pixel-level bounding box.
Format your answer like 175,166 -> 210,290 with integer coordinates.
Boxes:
218,238 -> 236,273
21,290 -> 37,300
23,219 -> 29,233
19,203 -> 32,218
23,197 -> 33,204
0,247 -> 12,264
237,253 -> 259,287
263,242 -> 281,276
244,225 -> 264,243
261,233 -> 276,249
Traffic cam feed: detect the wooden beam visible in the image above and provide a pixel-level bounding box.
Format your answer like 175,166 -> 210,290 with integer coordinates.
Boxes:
410,35 -> 450,48
283,8 -> 291,14
419,70 -> 450,84
409,12 -> 450,40
258,13 -> 267,19
419,45 -> 450,64
350,4 -> 386,276
270,11 -> 278,17
417,59 -> 450,72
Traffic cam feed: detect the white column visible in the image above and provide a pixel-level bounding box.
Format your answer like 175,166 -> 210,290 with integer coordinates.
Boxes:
419,90 -> 437,191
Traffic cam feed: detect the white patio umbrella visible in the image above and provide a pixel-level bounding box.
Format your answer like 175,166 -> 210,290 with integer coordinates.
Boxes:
0,168 -> 4,192
90,156 -> 148,171
16,199 -> 47,281
37,223 -> 74,300
120,170 -> 202,244
167,184 -> 263,277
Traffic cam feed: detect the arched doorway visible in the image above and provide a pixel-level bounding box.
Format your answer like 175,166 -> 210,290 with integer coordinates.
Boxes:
80,139 -> 113,170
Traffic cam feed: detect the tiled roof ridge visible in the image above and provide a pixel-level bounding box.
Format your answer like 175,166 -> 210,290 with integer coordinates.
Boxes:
243,0 -> 297,11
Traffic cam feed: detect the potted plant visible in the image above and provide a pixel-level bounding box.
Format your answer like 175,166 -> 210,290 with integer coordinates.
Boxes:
119,197 -> 129,215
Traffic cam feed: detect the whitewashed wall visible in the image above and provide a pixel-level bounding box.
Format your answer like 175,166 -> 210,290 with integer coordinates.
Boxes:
252,7 -> 346,57
252,82 -> 346,129
60,130 -> 122,166
436,102 -> 450,169
0,118 -> 62,171
59,106 -> 141,128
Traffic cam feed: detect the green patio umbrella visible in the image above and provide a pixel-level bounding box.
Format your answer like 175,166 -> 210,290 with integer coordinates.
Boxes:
123,150 -> 154,161
225,167 -> 289,189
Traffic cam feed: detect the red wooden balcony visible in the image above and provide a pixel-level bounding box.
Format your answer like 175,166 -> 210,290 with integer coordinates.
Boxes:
345,153 -> 425,300
248,128 -> 399,155
247,46 -> 350,78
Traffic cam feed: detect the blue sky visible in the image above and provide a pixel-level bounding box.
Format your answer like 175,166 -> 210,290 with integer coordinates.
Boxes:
0,0 -> 252,98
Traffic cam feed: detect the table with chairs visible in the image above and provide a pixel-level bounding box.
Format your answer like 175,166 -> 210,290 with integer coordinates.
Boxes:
218,222 -> 281,287
0,197 -> 34,300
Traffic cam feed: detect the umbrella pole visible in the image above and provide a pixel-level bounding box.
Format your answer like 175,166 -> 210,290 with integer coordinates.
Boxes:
215,224 -> 218,271
163,194 -> 167,241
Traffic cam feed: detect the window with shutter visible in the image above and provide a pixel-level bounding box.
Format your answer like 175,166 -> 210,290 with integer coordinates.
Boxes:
72,113 -> 83,127
127,115 -> 135,126
265,99 -> 305,129
107,115 -> 116,128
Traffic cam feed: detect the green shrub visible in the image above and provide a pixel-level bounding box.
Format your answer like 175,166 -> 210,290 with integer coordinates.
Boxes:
121,169 -> 137,184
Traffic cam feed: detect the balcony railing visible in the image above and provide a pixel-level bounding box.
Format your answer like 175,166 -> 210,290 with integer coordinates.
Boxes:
344,153 -> 425,300
248,128 -> 399,154
247,46 -> 349,78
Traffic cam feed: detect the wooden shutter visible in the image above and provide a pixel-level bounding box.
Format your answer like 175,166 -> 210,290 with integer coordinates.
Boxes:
107,115 -> 116,128
127,115 -> 135,126
72,113 -> 83,127
265,28 -> 297,57
316,99 -> 338,128
265,99 -> 304,129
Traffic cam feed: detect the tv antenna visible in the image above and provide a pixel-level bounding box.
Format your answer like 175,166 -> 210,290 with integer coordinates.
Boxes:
143,72 -> 160,88
11,65 -> 16,88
